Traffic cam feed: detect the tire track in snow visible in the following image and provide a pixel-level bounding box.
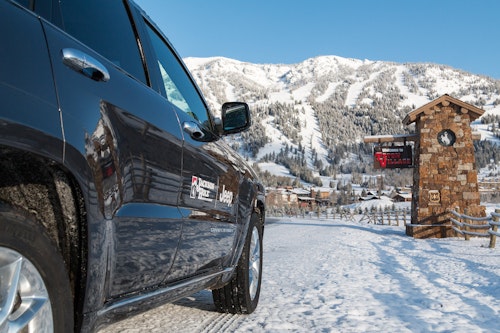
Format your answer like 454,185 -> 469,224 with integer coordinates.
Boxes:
196,313 -> 242,333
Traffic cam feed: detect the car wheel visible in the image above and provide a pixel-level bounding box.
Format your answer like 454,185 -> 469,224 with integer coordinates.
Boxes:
212,212 -> 263,314
0,203 -> 73,333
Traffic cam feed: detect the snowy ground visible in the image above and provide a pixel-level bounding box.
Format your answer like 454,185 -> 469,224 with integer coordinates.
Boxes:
100,214 -> 500,333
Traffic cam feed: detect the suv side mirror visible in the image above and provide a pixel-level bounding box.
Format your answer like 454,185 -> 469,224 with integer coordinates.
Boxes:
221,102 -> 251,135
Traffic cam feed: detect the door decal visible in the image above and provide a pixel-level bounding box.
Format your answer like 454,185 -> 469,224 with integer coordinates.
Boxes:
190,175 -> 234,207
190,175 -> 216,202
219,185 -> 234,207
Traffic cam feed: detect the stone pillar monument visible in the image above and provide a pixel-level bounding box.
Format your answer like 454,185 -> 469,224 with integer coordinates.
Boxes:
403,94 -> 485,238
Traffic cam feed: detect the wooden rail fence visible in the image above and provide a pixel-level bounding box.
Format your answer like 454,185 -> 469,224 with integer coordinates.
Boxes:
267,207 -> 411,225
267,207 -> 500,248
358,209 -> 411,226
266,207 -> 357,221
450,208 -> 500,248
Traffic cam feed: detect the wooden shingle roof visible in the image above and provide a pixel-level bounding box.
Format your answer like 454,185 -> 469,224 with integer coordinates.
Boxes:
402,94 -> 485,126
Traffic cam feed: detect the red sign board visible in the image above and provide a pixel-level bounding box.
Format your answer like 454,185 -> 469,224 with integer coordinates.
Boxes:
374,145 -> 413,169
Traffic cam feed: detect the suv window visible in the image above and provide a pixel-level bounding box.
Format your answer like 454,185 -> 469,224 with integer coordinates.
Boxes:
13,0 -> 63,26
59,0 -> 147,84
145,22 -> 211,127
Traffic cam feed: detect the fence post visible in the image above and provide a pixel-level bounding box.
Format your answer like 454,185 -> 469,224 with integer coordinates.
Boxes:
489,209 -> 500,249
453,206 -> 460,237
463,208 -> 470,241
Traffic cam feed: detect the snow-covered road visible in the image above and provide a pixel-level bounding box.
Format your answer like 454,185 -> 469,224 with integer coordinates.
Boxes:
100,216 -> 500,333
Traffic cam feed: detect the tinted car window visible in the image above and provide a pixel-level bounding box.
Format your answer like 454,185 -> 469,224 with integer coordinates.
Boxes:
59,0 -> 147,84
13,0 -> 60,24
145,22 -> 211,127
12,0 -> 31,8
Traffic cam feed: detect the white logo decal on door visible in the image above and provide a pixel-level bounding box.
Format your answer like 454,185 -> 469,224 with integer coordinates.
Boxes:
219,185 -> 234,207
190,176 -> 215,202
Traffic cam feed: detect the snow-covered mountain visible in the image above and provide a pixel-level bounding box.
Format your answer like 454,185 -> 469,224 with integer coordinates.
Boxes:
185,56 -> 500,183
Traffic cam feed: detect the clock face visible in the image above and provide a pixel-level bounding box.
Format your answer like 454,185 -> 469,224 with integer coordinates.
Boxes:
437,129 -> 456,147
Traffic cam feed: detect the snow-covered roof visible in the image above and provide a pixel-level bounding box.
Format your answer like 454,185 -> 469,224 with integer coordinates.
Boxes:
393,193 -> 412,199
292,188 -> 311,195
359,195 -> 379,201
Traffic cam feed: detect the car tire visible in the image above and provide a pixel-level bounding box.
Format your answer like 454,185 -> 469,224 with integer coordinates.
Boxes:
0,202 -> 74,333
212,212 -> 263,314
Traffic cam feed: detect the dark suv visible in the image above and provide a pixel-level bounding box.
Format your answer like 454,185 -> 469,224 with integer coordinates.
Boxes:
0,1 -> 265,332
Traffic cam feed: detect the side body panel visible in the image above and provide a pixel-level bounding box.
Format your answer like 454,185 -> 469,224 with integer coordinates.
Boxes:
40,1 -> 184,309
172,109 -> 242,280
0,1 -> 63,158
136,16 -> 246,281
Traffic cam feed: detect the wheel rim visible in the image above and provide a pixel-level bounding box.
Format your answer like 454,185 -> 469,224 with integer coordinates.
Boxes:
0,247 -> 54,333
248,226 -> 261,300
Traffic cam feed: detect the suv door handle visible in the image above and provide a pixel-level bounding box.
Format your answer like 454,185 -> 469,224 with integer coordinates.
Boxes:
182,121 -> 205,140
62,48 -> 110,82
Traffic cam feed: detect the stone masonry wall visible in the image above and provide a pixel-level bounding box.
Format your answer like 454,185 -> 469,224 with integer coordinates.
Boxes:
411,101 -> 485,231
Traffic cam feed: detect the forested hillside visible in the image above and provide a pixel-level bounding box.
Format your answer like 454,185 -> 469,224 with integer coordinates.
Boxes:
185,56 -> 500,188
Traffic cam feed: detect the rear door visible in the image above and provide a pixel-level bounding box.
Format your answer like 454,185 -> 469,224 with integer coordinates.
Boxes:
39,0 -> 183,300
140,21 -> 242,280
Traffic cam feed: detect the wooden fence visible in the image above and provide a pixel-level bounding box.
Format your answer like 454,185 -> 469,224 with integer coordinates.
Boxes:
267,207 -> 411,225
266,207 -> 355,221
358,208 -> 411,226
450,208 -> 500,248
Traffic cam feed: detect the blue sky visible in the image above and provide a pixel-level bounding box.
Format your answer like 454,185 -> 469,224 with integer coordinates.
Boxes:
136,0 -> 499,79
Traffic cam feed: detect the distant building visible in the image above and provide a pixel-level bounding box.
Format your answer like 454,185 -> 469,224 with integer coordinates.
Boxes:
310,188 -> 332,206
265,187 -> 300,207
359,195 -> 379,201
297,196 -> 315,208
392,193 -> 412,202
